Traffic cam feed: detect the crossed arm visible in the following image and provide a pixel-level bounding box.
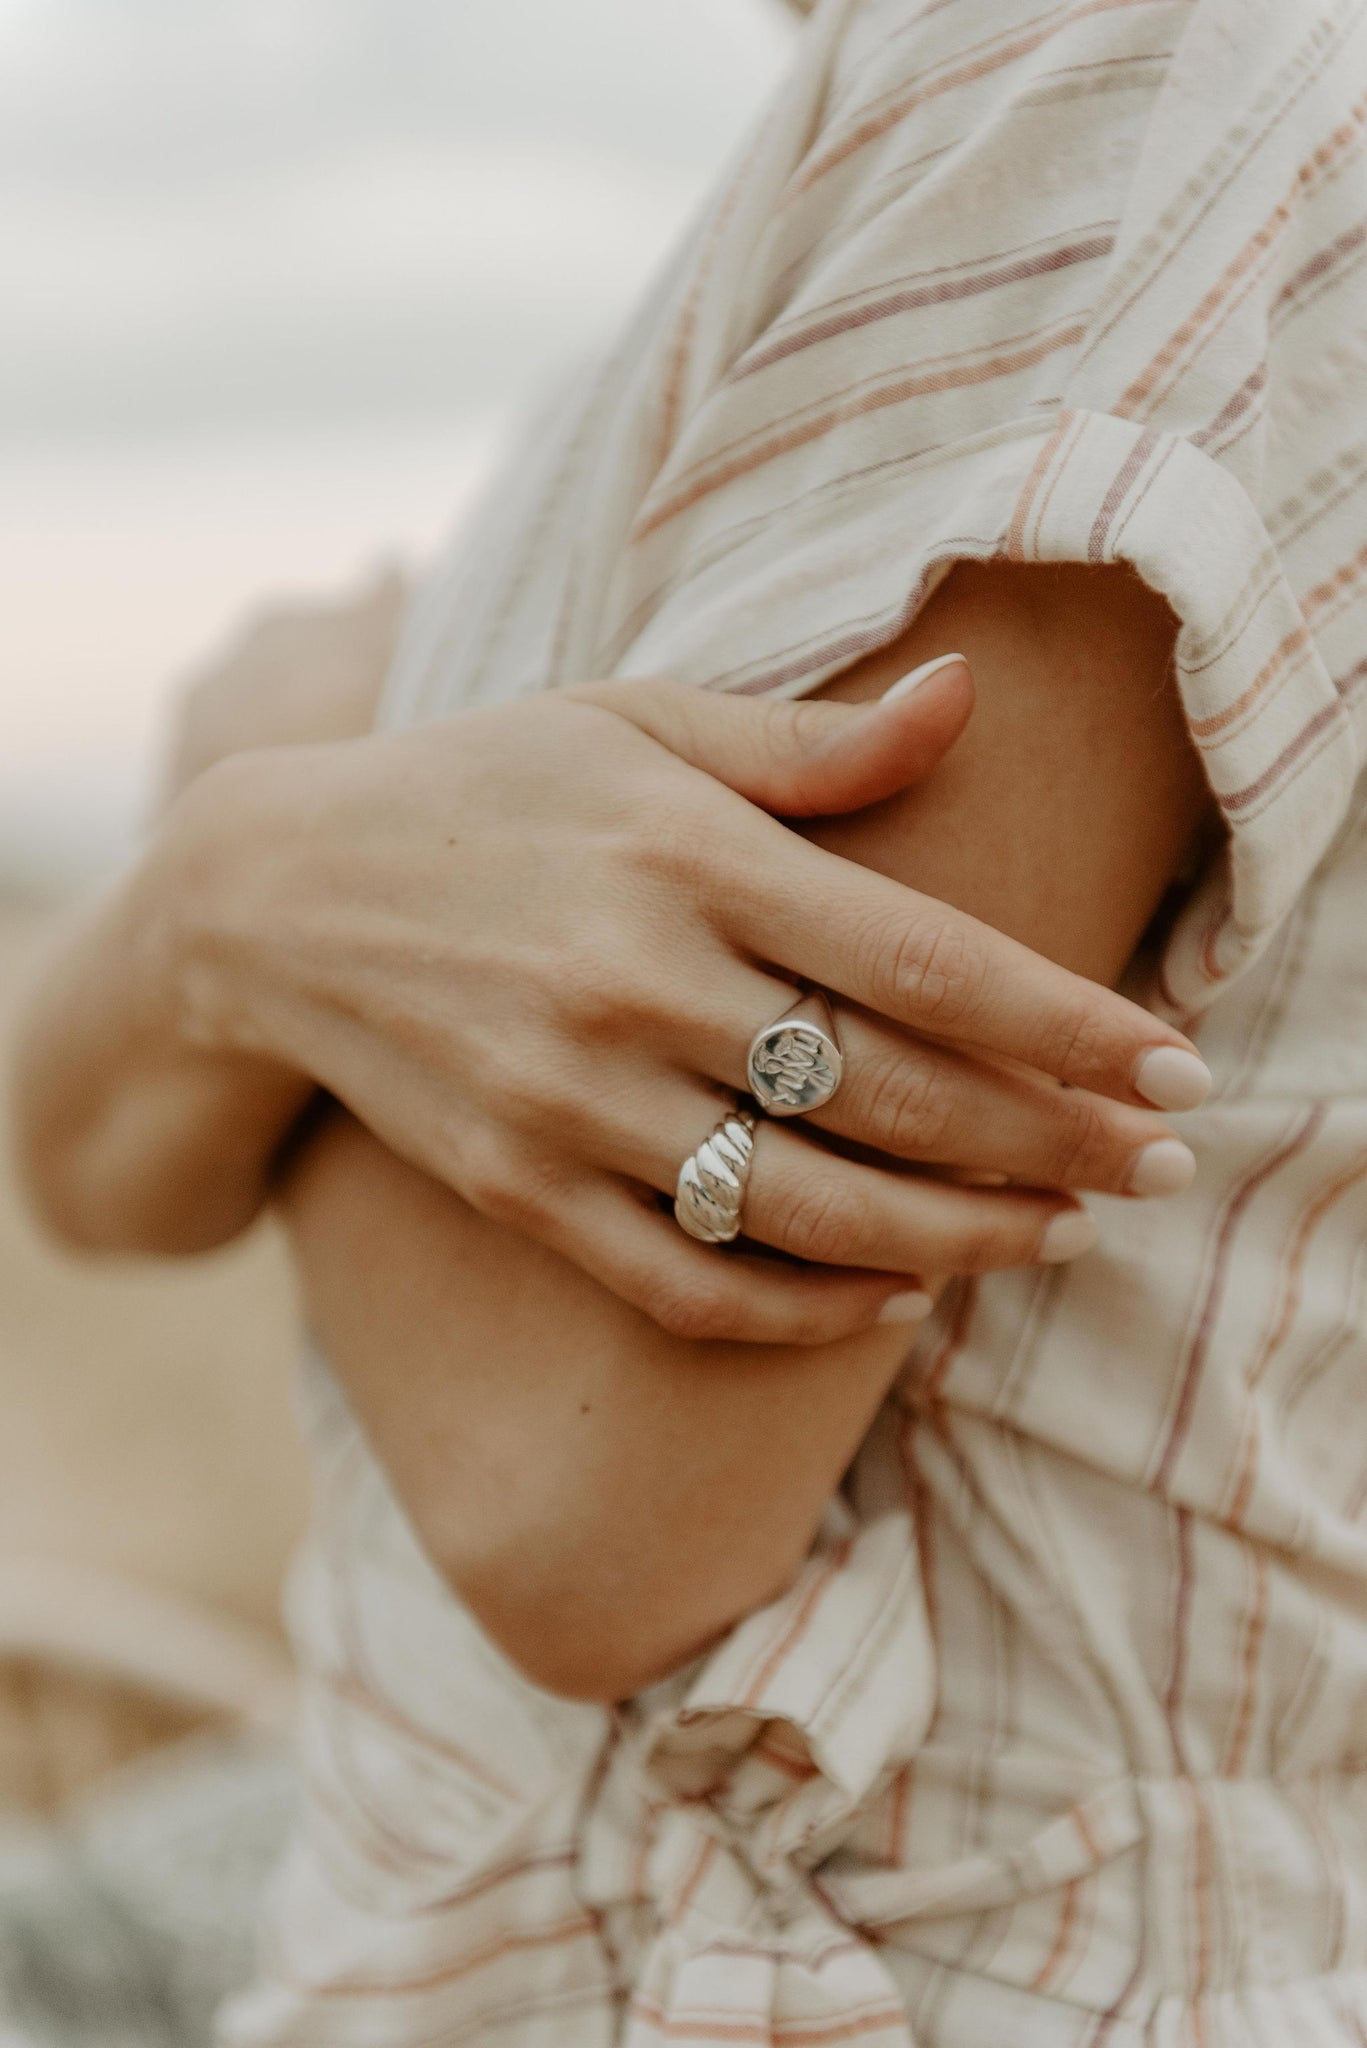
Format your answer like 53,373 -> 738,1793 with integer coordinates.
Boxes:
9,560 -> 1210,1698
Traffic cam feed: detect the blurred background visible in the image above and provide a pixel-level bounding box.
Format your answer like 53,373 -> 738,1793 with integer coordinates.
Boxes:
0,0 -> 792,1854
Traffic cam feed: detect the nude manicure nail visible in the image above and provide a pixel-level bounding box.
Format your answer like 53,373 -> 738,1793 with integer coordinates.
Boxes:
1039,1207 -> 1099,1264
1134,1046 -> 1213,1113
1128,1138 -> 1197,1198
879,652 -> 969,704
877,1290 -> 936,1325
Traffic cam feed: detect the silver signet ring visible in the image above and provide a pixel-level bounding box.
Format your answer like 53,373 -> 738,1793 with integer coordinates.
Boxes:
675,1109 -> 757,1245
747,994 -> 844,1118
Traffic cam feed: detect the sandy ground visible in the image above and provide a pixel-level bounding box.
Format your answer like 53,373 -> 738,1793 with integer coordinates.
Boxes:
0,895 -> 309,1805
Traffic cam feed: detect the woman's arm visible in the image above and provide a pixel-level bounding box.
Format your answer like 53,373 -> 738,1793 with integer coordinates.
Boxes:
280,558 -> 1212,1701
810,560 -> 1208,984
7,572 -> 406,1255
10,644 -> 1201,1339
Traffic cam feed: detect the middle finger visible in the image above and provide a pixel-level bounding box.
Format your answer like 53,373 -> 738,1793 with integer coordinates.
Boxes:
658,985 -> 1194,1199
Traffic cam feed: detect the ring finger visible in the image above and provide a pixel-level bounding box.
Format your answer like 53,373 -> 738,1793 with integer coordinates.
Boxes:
609,1082 -> 1100,1277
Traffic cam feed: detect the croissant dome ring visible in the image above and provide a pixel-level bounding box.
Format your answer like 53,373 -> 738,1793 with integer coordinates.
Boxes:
675,1109 -> 757,1245
747,993 -> 844,1118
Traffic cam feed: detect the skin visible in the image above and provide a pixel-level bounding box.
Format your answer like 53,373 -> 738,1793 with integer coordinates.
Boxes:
276,561 -> 1210,1698
12,634 -> 1206,1343
9,558 -> 1210,1700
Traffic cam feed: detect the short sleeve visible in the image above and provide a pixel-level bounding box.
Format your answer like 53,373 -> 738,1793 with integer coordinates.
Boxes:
380,0 -> 1367,1013
604,0 -> 1367,1012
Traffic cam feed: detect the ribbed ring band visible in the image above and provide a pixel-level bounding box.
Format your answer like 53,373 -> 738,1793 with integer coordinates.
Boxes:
674,1109 -> 758,1246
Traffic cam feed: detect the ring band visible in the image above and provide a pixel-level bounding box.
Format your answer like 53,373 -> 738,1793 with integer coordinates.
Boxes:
675,1109 -> 757,1245
747,994 -> 844,1118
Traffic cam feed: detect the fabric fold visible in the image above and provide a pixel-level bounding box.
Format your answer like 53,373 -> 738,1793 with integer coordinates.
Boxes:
579,1509 -> 933,2047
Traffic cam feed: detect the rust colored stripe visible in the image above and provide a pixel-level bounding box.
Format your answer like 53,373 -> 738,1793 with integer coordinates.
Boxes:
1087,427 -> 1159,562
1186,624 -> 1311,742
1191,362 -> 1268,448
1164,1505 -> 1198,1774
324,1668 -> 521,1801
1152,1106 -> 1324,1494
1221,1546 -> 1270,1777
1083,1937 -> 1146,2046
1119,94 -> 1367,418
794,0 -> 1157,197
739,1538 -> 853,1708
1030,1876 -> 1082,1994
735,231 -> 1115,382
1274,213 -> 1367,311
1005,411 -> 1074,560
1187,1779 -> 1216,2030
1082,7 -> 1358,366
630,2000 -> 913,2044
1224,1146 -> 1367,1530
296,1913 -> 601,2000
1219,697 -> 1346,815
634,321 -> 1085,542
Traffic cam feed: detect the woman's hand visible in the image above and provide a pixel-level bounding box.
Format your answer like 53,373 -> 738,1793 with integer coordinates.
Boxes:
146,661 -> 1208,1345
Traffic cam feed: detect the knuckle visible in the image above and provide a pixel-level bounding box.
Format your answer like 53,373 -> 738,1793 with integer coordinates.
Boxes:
885,916 -> 986,1031
957,1210 -> 1031,1274
551,949 -> 647,1045
467,1170 -> 533,1232
479,1039 -> 559,1132
625,784 -> 713,876
461,1163 -> 523,1226
1039,1001 -> 1111,1085
864,1055 -> 955,1157
465,1148 -> 567,1233
641,1274 -> 740,1342
773,1171 -> 870,1266
759,697 -> 832,766
1047,1095 -> 1110,1185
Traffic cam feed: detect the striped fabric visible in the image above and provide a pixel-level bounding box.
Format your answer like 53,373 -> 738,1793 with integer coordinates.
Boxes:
224,1 -> 1367,2042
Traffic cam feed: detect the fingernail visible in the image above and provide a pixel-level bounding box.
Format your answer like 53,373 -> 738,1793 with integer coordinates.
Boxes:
1128,1138 -> 1197,1198
877,1290 -> 935,1325
1040,1207 -> 1099,1264
1134,1046 -> 1212,1112
879,652 -> 968,704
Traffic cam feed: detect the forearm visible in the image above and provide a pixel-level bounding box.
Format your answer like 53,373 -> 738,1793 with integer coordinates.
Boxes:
280,1109 -> 911,1699
284,561 -> 1211,1701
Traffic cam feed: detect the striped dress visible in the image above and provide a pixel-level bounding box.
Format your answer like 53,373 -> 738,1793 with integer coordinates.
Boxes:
223,2 -> 1367,2042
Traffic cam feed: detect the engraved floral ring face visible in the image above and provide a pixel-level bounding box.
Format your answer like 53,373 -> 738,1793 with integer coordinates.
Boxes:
746,997 -> 844,1118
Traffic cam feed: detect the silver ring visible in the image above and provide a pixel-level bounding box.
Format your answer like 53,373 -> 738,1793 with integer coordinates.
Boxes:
747,994 -> 844,1118
675,1109 -> 757,1245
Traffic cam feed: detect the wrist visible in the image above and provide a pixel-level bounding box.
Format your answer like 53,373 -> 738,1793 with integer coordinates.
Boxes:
147,746 -> 311,1082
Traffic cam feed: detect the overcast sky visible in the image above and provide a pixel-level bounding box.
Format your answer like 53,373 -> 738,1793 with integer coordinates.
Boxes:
0,0 -> 793,889
2,0 -> 792,443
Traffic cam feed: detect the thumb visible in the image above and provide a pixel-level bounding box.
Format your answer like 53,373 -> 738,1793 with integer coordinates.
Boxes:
567,653 -> 973,817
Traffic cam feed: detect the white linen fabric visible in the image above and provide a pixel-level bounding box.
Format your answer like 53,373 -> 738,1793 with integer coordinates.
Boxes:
224,1 -> 1367,2041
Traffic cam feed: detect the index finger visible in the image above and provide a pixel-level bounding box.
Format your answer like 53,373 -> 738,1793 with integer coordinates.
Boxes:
723,827 -> 1210,1112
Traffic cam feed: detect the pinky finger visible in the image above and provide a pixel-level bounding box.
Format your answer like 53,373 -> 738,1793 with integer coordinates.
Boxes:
542,1174 -> 935,1347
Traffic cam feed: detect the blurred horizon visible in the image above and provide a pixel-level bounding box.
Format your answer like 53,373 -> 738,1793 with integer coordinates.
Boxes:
0,0 -> 793,892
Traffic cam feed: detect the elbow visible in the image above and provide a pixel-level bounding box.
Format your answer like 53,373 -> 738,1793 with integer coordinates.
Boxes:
7,1107 -> 109,1255
434,1525 -> 807,1706
9,1111 -> 257,1260
458,1580 -> 717,1705
465,1595 -> 705,1705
